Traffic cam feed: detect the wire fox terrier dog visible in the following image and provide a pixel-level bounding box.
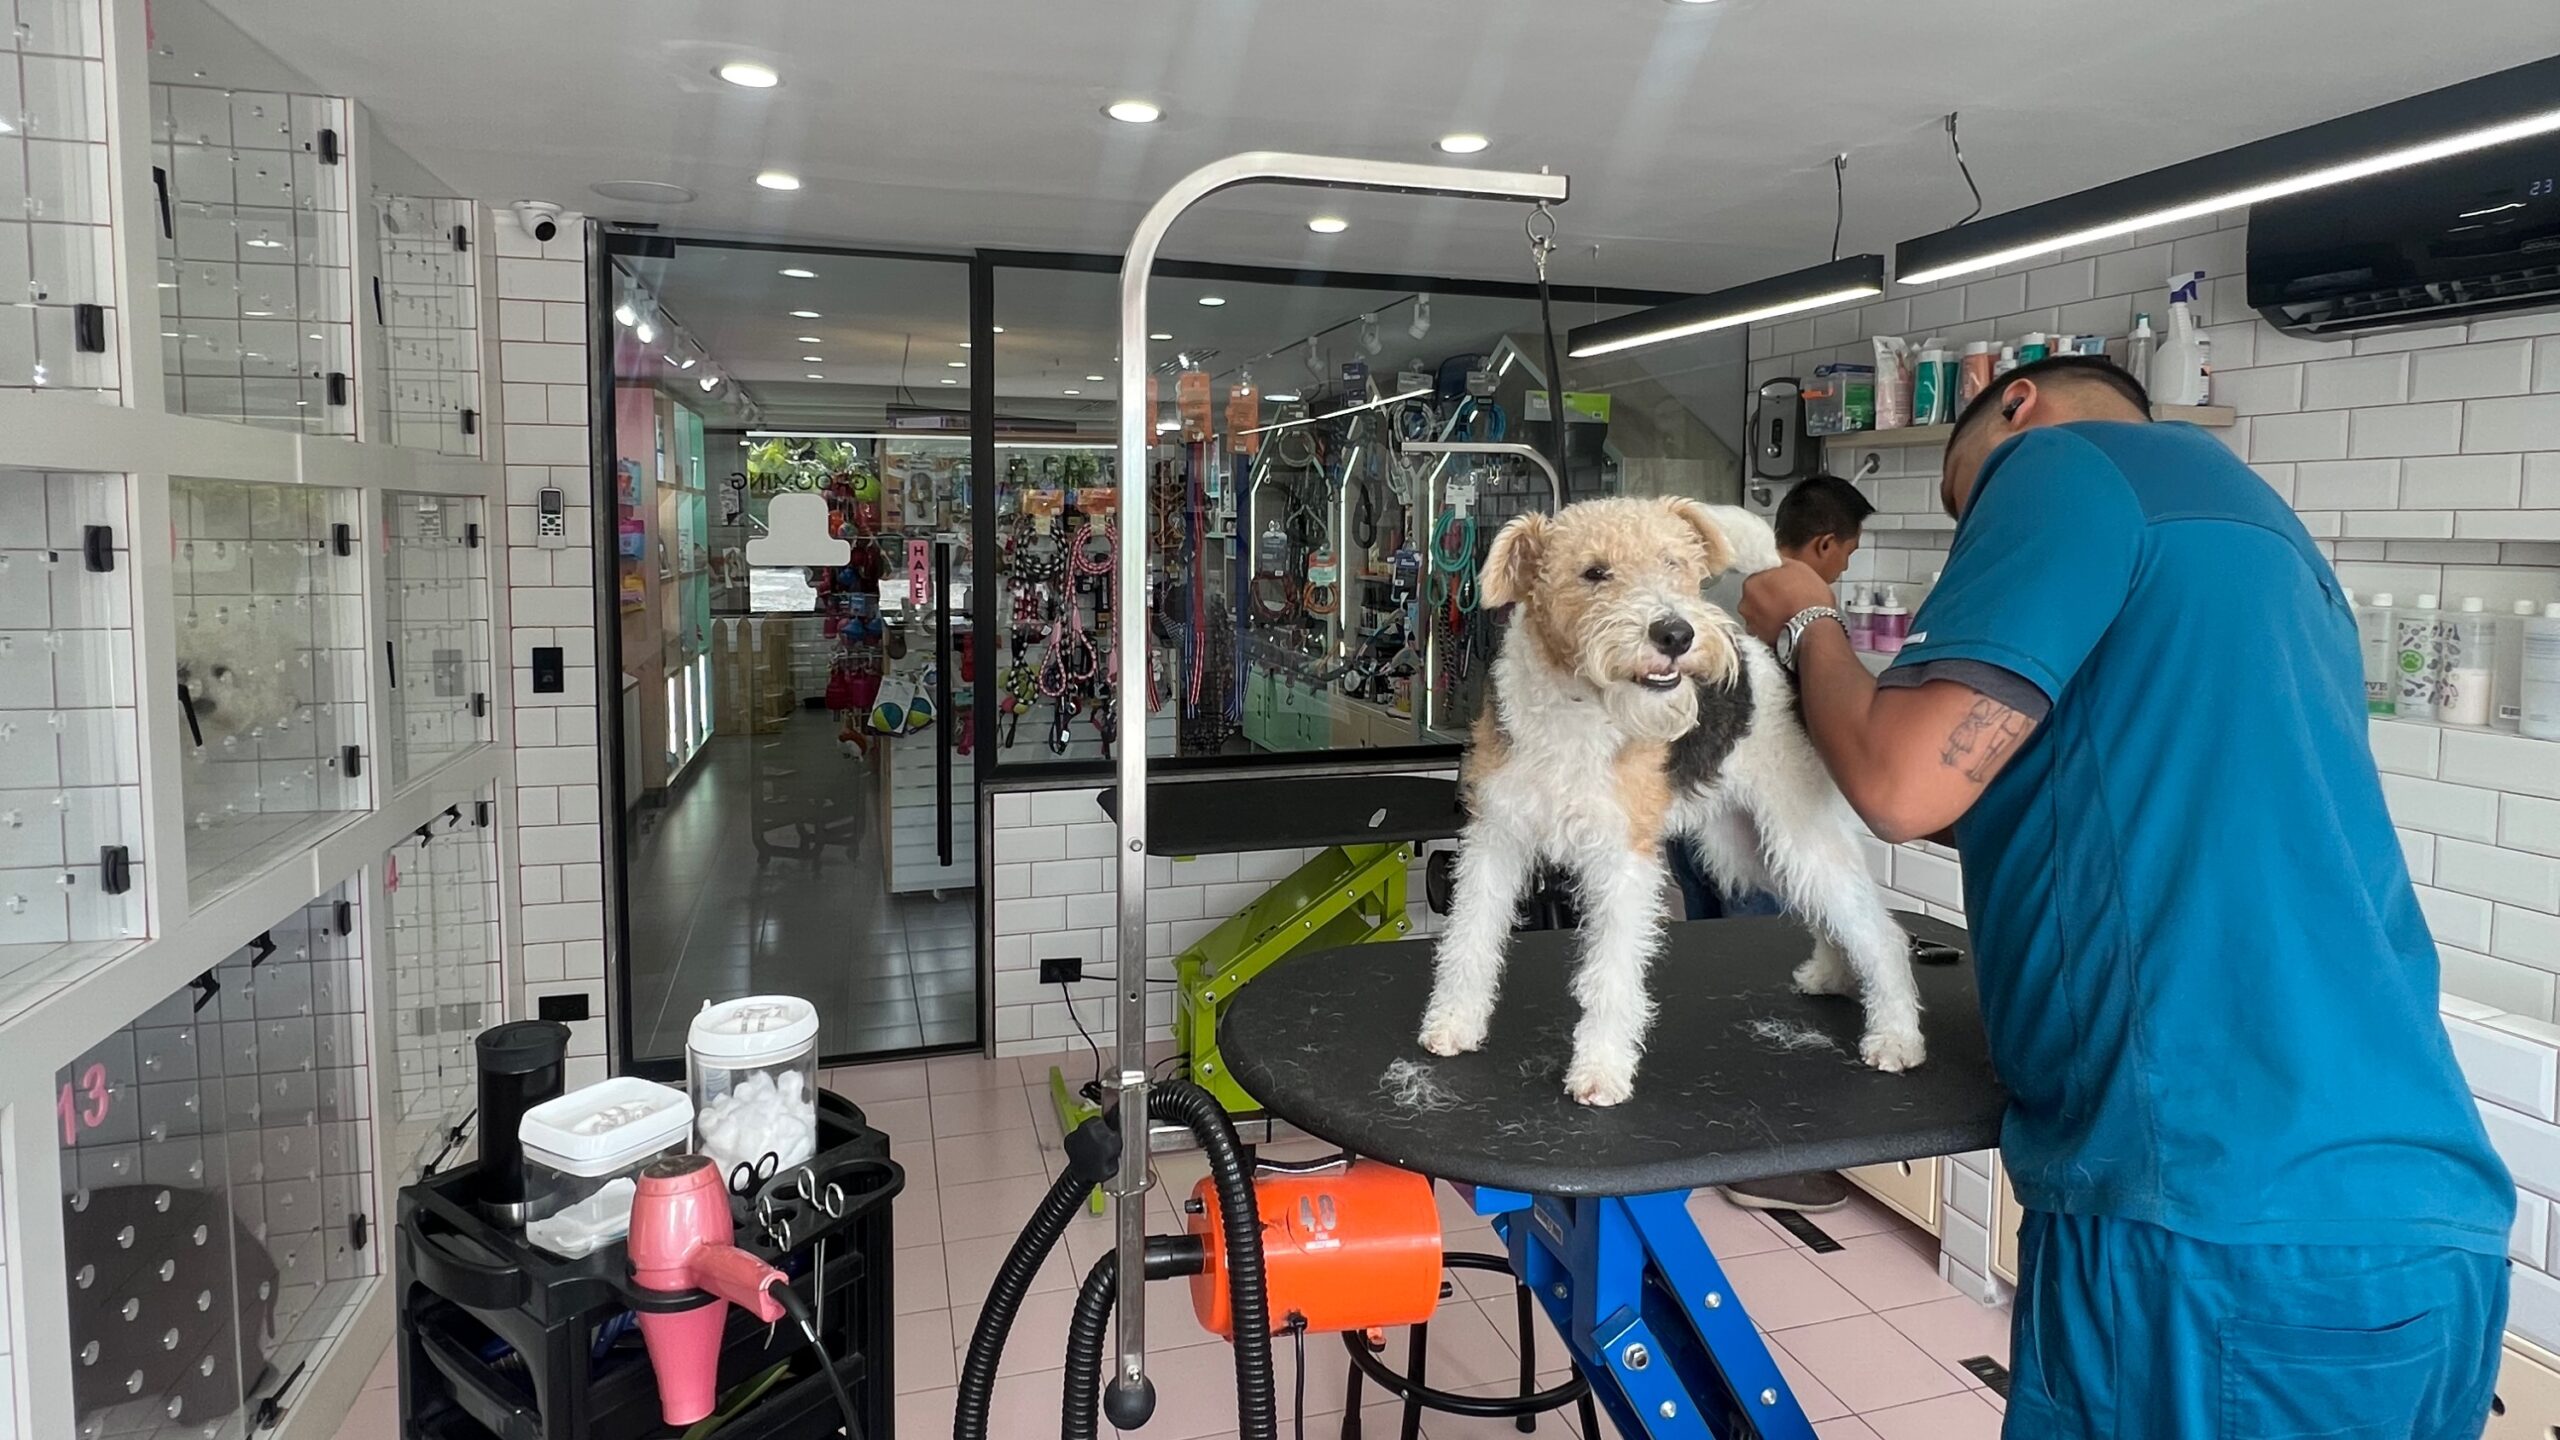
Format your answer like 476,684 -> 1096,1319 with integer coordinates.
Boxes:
1417,496 -> 1926,1106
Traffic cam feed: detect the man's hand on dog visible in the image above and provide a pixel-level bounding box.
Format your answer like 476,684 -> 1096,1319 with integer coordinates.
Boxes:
1740,560 -> 1838,646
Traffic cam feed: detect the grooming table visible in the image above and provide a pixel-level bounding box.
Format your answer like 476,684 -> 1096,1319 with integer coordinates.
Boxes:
1048,777 -> 1463,1142
1222,913 -> 2004,1440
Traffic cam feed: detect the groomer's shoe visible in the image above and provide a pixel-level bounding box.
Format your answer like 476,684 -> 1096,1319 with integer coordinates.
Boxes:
1722,1172 -> 1852,1213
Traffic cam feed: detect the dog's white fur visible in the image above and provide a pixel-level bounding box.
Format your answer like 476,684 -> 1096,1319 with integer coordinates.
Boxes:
1418,496 -> 1925,1106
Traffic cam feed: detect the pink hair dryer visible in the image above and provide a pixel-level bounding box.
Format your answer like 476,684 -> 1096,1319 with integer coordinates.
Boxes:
628,1154 -> 789,1426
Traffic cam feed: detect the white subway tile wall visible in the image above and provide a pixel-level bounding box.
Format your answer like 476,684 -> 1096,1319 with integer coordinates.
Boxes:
493,212 -> 606,1071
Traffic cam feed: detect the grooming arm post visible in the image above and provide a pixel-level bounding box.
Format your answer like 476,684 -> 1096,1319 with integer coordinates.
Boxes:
1114,152 -> 1569,1413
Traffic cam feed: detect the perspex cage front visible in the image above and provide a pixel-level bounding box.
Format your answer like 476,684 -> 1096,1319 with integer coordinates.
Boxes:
0,0 -> 122,399
384,493 -> 492,790
0,468 -> 144,1018
173,478 -> 370,901
56,881 -> 375,1440
382,798 -> 495,1181
374,195 -> 482,455
152,77 -> 356,434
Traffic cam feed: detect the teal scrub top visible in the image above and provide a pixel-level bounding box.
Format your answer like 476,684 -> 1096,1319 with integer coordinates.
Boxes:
1881,420 -> 2513,1256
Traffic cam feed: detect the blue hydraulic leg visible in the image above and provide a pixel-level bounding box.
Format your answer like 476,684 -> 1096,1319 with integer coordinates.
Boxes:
1471,1187 -> 1814,1440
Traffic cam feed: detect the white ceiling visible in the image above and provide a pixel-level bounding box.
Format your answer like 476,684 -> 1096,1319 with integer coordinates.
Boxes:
207,0 -> 2560,299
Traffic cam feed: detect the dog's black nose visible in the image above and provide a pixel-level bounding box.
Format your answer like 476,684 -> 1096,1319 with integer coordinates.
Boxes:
1648,617 -> 1694,657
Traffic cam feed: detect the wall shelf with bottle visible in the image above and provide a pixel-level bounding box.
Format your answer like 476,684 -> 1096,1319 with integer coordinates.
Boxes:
1819,404 -> 2235,452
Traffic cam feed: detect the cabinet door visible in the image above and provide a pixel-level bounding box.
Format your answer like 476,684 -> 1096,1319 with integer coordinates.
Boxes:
1992,1164 -> 2022,1283
2486,1340 -> 2560,1440
1846,1157 -> 1940,1233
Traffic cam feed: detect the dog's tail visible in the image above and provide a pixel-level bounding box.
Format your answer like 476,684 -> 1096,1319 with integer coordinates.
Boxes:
1705,504 -> 1782,576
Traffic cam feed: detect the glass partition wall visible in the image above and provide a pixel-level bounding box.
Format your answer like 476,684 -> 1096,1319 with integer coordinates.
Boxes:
606,239 -> 980,1069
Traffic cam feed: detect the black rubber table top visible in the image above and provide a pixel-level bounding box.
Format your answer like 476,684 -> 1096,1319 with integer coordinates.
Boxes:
1095,775 -> 1463,855
1222,914 -> 2004,1197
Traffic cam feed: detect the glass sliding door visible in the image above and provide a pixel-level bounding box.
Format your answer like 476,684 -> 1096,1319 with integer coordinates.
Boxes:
605,238 -> 981,1067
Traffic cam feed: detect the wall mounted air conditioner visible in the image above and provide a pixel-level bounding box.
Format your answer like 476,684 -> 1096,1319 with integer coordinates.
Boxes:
2247,136 -> 2560,337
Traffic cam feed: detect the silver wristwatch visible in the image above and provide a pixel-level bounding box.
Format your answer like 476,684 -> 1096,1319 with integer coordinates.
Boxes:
1775,606 -> 1847,673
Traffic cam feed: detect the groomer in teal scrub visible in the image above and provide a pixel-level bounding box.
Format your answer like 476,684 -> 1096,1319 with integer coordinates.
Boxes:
1740,355 -> 2513,1440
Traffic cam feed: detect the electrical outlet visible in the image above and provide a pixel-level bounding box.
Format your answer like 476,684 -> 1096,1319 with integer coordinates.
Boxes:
1040,956 -> 1084,985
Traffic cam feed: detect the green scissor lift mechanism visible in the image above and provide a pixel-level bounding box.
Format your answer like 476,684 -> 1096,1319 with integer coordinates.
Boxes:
1049,840 -> 1416,1209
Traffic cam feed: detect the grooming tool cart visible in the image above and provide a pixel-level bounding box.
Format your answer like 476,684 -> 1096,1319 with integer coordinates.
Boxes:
395,1090 -> 901,1440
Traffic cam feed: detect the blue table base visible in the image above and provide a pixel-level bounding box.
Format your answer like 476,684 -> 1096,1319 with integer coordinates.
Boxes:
1475,1186 -> 1815,1440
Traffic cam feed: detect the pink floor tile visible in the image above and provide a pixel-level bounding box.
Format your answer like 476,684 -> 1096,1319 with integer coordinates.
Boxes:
1768,1339 -> 1852,1421
1878,1295 -> 2013,1383
1717,1247 -> 1872,1330
861,1094 -> 933,1145
361,1345 -> 396,1392
328,1384 -> 399,1440
935,1125 -> 1049,1186
926,1052 -> 1023,1093
952,1285 -> 1082,1371
945,1234 -> 1075,1302
824,1059 -> 929,1105
1814,1419 -> 1886,1440
898,1385 -> 957,1439
942,1171 -> 1067,1239
1815,1189 -> 1920,1241
897,1309 -> 959,1393
1772,1314 -> 1969,1415
1810,1232 -> 1964,1312
896,1190 -> 946,1248
1860,1389 -> 2006,1440
1424,1381 -> 1594,1438
1685,1190 -> 1796,1258
929,1086 -> 1036,1137
897,1243 -> 950,1313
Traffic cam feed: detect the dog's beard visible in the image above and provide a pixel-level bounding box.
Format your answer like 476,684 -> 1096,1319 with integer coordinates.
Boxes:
1602,675 -> 1699,742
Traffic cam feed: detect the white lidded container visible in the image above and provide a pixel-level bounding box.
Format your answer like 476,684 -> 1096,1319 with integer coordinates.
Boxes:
2441,598 -> 2497,727
519,1076 -> 693,1257
688,995 -> 822,1183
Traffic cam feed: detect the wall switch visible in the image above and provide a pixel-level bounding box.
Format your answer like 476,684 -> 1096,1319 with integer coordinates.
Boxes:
1039,956 -> 1084,985
531,646 -> 564,694
536,993 -> 590,1022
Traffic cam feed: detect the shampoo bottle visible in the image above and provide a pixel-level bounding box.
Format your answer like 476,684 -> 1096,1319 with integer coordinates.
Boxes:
2125,313 -> 2156,383
2502,599 -> 2537,729
2360,592 -> 2397,716
2394,593 -> 2442,720
2525,603 -> 2560,741
2441,597 -> 2496,727
1872,588 -> 1910,654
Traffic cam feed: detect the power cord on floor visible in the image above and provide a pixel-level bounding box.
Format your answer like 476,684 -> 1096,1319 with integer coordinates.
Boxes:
1288,1316 -> 1308,1440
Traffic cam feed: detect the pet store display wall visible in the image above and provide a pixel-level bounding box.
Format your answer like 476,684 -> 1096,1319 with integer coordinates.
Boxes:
1746,215 -> 2560,1336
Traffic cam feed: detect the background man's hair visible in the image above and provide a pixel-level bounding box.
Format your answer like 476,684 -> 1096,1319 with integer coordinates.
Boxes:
1774,473 -> 1877,551
1948,354 -> 2153,449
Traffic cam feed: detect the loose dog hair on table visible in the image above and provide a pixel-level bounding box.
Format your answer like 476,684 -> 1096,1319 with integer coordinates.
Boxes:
1418,496 -> 1925,1106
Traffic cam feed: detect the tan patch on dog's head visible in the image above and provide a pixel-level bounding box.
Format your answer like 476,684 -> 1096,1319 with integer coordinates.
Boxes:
1490,497 -> 1742,737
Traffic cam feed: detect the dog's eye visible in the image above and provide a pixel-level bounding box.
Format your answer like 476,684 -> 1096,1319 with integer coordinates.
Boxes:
210,666 -> 230,680
1580,564 -> 1611,583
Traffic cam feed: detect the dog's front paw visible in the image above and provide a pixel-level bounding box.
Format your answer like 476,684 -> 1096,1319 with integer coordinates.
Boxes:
1860,1026 -> 1926,1073
1792,947 -> 1854,997
1417,1010 -> 1489,1057
1563,1060 -> 1635,1107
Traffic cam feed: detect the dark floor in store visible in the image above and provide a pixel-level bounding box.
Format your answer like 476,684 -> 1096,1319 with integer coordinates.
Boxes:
624,713 -> 976,1060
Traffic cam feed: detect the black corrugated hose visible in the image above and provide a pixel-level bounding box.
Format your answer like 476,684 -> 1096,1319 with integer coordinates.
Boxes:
1060,1251 -> 1118,1440
1143,1081 -> 1277,1440
953,1118 -> 1114,1440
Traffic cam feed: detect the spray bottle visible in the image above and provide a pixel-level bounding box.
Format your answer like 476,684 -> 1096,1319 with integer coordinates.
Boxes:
2150,274 -> 2207,407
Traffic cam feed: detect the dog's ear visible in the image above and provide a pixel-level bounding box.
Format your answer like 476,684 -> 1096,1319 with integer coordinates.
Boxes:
1661,497 -> 1737,574
1479,512 -> 1549,609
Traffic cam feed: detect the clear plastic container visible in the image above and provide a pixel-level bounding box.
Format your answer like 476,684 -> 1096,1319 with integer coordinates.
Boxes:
687,995 -> 822,1182
519,1076 -> 693,1257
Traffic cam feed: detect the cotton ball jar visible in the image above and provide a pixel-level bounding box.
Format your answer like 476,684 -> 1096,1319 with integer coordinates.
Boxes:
686,995 -> 821,1184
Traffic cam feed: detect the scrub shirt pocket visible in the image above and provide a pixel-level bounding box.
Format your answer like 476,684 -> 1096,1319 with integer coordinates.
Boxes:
2219,1311 -> 2442,1440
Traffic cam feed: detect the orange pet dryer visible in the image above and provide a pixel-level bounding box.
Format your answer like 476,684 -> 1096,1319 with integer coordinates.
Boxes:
1188,1158 -> 1443,1336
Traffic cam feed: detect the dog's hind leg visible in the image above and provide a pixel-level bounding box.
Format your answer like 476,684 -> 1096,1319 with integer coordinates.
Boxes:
1559,845 -> 1672,1106
1751,798 -> 1927,1072
1418,817 -> 1536,1058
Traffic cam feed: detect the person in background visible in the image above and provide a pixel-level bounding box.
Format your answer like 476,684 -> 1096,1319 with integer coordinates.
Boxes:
1740,356 -> 2511,1439
1692,473 -> 1877,1213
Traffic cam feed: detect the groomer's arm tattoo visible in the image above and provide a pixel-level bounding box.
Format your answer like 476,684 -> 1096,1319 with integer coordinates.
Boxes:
1939,699 -> 2028,783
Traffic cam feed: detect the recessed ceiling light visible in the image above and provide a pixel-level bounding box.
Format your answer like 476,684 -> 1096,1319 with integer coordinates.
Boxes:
1150,332 -> 1173,341
1197,295 -> 1226,307
790,310 -> 821,319
807,373 -> 824,379
992,326 -> 1005,334
1105,100 -> 1162,124
1307,216 -> 1348,234
779,267 -> 815,278
591,179 -> 696,205
941,377 -> 959,385
755,171 -> 801,191
1063,389 -> 1081,396
718,60 -> 780,88
1085,374 -> 1106,382
796,335 -> 822,343
802,355 -> 824,362
946,360 -> 966,368
1437,133 -> 1490,155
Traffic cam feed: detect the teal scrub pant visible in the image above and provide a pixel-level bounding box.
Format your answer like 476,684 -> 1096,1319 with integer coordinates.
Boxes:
2005,1210 -> 2508,1440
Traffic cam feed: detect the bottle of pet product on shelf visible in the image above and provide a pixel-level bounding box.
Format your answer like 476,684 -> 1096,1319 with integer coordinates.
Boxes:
1871,587 -> 1911,654
2357,591 -> 2396,716
1845,585 -> 1878,651
2441,598 -> 2497,727
1911,340 -> 1955,426
2502,599 -> 2537,729
2125,313 -> 2156,382
687,995 -> 821,1180
2524,603 -> 2560,741
2394,593 -> 2442,721
1957,342 -> 1996,407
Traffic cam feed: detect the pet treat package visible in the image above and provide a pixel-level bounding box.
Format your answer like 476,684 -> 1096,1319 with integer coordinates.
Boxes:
1872,337 -> 1913,430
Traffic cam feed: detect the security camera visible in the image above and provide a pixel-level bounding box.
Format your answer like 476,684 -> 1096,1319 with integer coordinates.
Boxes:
512,201 -> 563,244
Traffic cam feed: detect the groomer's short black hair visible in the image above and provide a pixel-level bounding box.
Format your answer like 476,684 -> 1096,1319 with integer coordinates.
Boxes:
1774,473 -> 1876,551
1947,354 -> 2153,449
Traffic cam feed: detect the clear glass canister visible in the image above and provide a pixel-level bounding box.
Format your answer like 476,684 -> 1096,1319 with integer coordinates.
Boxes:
687,995 -> 822,1183
519,1076 -> 693,1257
